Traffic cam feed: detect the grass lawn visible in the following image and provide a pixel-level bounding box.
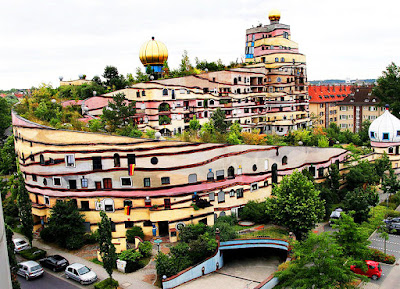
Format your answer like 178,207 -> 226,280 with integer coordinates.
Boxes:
239,225 -> 289,240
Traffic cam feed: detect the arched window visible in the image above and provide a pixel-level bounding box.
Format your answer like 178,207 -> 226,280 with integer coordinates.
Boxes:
272,163 -> 278,184
233,78 -> 238,85
114,153 -> 120,167
227,166 -> 235,179
40,154 -> 45,165
282,156 -> 288,165
275,57 -> 279,62
162,89 -> 168,96
209,100 -> 215,106
188,173 -> 197,184
207,171 -> 214,181
389,147 -> 394,154
280,57 -> 285,62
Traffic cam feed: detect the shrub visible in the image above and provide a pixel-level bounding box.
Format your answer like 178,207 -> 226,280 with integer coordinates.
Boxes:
65,235 -> 84,250
40,227 -> 56,243
126,226 -> 145,243
19,247 -> 46,260
94,278 -> 119,289
84,232 -> 98,244
240,200 -> 269,223
118,249 -> 143,273
138,241 -> 152,257
215,215 -> 238,226
367,248 -> 396,264
386,210 -> 400,218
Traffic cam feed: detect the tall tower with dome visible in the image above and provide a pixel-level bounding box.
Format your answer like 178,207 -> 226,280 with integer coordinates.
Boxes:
139,37 -> 168,77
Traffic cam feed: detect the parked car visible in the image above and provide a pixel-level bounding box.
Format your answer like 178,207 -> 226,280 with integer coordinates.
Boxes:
65,263 -> 97,285
383,217 -> 400,232
17,261 -> 44,280
350,260 -> 382,280
329,208 -> 343,226
13,238 -> 31,253
40,255 -> 69,272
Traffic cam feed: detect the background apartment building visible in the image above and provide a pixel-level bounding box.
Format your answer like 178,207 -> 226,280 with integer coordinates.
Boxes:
336,86 -> 384,132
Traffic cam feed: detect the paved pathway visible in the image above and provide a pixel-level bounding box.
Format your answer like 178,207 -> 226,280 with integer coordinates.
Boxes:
13,232 -> 157,289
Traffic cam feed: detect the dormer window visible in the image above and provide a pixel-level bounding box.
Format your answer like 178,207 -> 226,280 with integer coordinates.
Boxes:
372,99 -> 376,102
383,133 -> 389,140
365,99 -> 369,102
370,131 -> 375,138
350,99 -> 354,102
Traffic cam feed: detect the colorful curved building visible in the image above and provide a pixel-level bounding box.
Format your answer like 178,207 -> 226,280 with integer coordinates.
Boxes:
12,110 -> 347,249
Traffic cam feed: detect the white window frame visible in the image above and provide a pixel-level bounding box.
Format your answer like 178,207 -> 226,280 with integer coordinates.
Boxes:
250,182 -> 259,192
120,177 -> 132,187
103,198 -> 115,212
65,154 -> 75,167
53,177 -> 62,186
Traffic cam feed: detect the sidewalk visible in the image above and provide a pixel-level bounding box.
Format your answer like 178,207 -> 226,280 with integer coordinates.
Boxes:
13,232 -> 158,289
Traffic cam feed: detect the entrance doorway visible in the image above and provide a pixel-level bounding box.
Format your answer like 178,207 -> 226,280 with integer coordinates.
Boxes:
158,221 -> 169,237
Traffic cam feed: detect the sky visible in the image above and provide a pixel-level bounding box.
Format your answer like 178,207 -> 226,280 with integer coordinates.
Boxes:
1,0 -> 399,90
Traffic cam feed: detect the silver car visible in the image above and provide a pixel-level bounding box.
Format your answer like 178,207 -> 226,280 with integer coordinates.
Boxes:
13,238 -> 31,253
65,263 -> 97,285
17,261 -> 44,280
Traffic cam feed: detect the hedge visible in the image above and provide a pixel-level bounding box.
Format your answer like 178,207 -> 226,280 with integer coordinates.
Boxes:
19,247 -> 46,260
94,278 -> 119,289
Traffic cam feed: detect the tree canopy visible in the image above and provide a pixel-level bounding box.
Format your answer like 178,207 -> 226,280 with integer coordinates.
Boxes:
43,199 -> 86,249
15,173 -> 33,246
275,232 -> 358,289
98,211 -> 117,280
266,170 -> 325,239
373,62 -> 400,118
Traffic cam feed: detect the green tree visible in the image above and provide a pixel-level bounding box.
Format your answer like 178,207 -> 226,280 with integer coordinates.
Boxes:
98,211 -> 117,280
345,160 -> 379,191
265,170 -> 325,239
0,135 -> 17,175
275,232 -> 358,289
6,224 -> 21,289
45,199 -> 86,249
0,97 -> 11,139
15,173 -> 33,246
189,115 -> 201,132
103,66 -> 127,90
134,67 -> 150,83
101,93 -> 136,132
373,62 -> 400,118
211,108 -> 228,134
325,163 -> 341,201
343,188 -> 373,224
332,212 -> 371,260
375,153 -> 391,181
382,167 -> 400,200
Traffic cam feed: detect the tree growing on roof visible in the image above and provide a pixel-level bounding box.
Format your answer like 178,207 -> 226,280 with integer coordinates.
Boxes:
101,93 -> 136,133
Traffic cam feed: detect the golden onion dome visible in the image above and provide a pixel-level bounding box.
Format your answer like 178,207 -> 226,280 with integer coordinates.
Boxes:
139,37 -> 168,66
268,9 -> 281,22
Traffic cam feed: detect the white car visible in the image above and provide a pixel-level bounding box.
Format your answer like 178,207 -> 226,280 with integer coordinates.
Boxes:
65,263 -> 97,285
17,261 -> 44,280
13,238 -> 31,253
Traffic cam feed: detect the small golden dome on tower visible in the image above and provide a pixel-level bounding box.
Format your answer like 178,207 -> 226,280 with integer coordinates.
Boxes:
139,37 -> 168,66
268,9 -> 281,22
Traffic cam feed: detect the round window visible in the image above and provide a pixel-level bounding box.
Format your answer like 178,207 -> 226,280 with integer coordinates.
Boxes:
277,77 -> 282,82
252,164 -> 257,171
151,157 -> 158,165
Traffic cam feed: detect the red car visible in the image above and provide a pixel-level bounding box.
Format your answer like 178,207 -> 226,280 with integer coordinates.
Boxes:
350,260 -> 382,280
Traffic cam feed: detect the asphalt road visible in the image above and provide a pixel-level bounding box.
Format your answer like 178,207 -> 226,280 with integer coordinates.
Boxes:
18,272 -> 80,289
